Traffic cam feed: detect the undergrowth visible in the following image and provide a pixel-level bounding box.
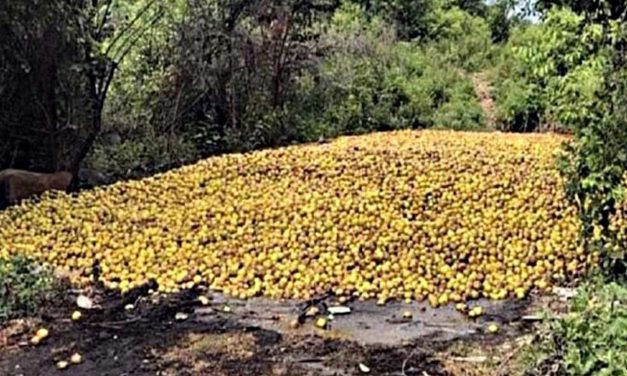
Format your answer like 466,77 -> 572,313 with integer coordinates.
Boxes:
0,256 -> 57,324
524,279 -> 627,376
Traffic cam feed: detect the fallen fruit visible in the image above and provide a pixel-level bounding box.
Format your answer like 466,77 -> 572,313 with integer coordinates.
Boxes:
223,305 -> 232,313
455,303 -> 467,312
315,317 -> 328,329
305,306 -> 320,317
0,131 -> 594,303
36,328 -> 49,340
70,353 -> 82,364
402,311 -> 413,319
468,306 -> 484,318
56,360 -> 69,370
198,296 -> 210,305
487,323 -> 500,334
289,319 -> 300,329
71,311 -> 82,321
30,335 -> 40,345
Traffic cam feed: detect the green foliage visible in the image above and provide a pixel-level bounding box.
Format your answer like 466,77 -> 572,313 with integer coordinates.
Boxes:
428,7 -> 493,71
348,0 -> 440,40
94,0 -> 489,180
93,0 -> 193,178
486,0 -> 526,43
525,280 -> 627,376
535,0 -> 627,22
556,6 -> 627,275
86,133 -> 196,180
314,4 -> 485,135
103,0 -> 187,135
0,0 -> 97,172
560,67 -> 627,274
493,7 -> 608,132
0,257 -> 55,324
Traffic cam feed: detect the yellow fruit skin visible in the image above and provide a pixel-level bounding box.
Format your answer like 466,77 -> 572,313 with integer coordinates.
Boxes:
487,323 -> 500,334
0,131 -> 590,306
315,317 -> 328,329
36,328 -> 49,339
198,296 -> 210,305
468,306 -> 484,318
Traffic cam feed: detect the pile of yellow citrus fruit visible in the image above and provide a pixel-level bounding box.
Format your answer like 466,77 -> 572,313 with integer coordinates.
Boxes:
0,130 -> 596,305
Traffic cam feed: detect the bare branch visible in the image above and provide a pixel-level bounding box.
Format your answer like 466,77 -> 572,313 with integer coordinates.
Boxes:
104,0 -> 160,58
110,11 -> 164,63
95,0 -> 114,41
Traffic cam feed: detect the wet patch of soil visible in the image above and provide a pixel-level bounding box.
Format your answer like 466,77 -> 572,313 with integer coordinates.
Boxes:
0,286 -> 544,376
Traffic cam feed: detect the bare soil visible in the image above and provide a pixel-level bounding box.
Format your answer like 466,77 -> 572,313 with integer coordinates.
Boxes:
472,73 -> 496,129
0,285 -> 548,376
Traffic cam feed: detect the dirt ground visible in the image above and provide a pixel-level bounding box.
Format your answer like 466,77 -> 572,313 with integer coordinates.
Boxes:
0,285 -> 555,376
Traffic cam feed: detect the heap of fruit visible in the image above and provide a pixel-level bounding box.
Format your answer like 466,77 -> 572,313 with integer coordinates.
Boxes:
0,130 -> 595,305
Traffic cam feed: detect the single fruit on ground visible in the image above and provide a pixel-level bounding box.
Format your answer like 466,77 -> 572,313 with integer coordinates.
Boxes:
315,317 -> 328,329
70,353 -> 82,364
36,328 -> 49,339
487,323 -> 500,333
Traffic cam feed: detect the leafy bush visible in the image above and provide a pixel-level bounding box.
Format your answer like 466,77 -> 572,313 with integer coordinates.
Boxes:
93,1 -> 489,181
562,69 -> 627,275
493,8 -> 608,132
0,257 -> 55,323
349,0 -> 440,40
557,10 -> 627,276
86,132 -> 197,181
314,4 -> 485,135
525,281 -> 627,376
428,7 -> 493,71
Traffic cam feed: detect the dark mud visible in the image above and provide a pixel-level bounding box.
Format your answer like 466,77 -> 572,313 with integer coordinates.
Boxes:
0,286 -> 539,376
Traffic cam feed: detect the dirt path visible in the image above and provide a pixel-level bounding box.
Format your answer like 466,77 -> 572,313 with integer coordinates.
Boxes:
0,287 -> 544,376
471,73 -> 496,130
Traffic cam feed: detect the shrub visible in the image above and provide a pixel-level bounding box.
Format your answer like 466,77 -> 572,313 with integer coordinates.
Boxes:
428,7 -> 494,71
0,256 -> 56,323
349,0 -> 440,40
493,8 -> 608,132
314,4 -> 486,135
525,281 -> 627,375
86,133 -> 197,181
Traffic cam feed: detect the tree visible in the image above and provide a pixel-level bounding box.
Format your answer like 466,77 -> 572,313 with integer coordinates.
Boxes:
0,0 -> 160,179
535,0 -> 626,22
487,0 -> 526,42
349,0 -> 440,40
150,0 -> 339,154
